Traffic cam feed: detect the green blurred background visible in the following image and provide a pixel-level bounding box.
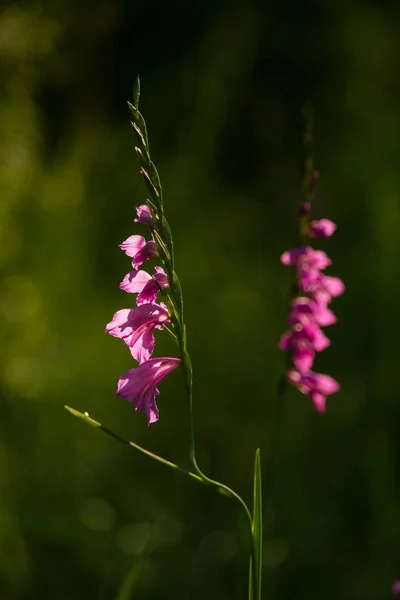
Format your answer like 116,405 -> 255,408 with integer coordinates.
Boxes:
1,0 -> 400,598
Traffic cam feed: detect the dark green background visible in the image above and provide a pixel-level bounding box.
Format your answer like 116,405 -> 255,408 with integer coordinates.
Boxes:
1,1 -> 400,598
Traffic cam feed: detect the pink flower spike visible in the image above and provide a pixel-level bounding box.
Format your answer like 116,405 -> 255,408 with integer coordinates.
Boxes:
119,235 -> 158,269
106,303 -> 170,364
308,218 -> 337,238
117,357 -> 181,424
287,369 -> 340,412
135,205 -> 154,226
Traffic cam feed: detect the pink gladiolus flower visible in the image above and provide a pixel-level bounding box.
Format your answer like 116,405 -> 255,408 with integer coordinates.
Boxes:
287,369 -> 340,412
308,218 -> 336,238
120,266 -> 169,305
106,303 -> 169,364
119,235 -> 158,269
135,204 -> 154,226
117,357 -> 181,424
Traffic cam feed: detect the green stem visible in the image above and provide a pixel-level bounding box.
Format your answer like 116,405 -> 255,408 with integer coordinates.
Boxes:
65,406 -> 202,483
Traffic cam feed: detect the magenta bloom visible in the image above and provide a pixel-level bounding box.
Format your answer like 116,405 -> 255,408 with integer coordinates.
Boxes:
281,246 -> 331,272
287,369 -> 340,413
106,303 -> 169,364
392,582 -> 400,598
280,334 -> 315,373
300,273 -> 345,304
120,266 -> 169,304
135,204 -> 154,226
308,218 -> 336,238
280,314 -> 330,373
120,235 -> 158,269
117,357 -> 181,424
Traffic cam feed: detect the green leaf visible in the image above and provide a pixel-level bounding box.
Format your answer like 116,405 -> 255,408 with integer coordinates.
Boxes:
251,448 -> 263,600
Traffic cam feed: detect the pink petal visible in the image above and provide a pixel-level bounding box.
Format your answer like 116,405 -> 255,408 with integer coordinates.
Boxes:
314,373 -> 340,395
293,345 -> 314,373
322,275 -> 345,297
120,269 -> 152,294
119,235 -> 146,257
116,357 -> 180,424
106,309 -> 134,338
310,391 -> 326,412
131,240 -> 158,269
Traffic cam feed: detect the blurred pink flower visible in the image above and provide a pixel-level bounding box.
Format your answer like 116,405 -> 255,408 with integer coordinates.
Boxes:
287,369 -> 340,413
280,213 -> 343,411
308,218 -> 337,238
392,582 -> 400,598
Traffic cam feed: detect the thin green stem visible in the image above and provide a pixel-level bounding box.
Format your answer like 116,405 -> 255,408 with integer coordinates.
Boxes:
65,406 -> 202,483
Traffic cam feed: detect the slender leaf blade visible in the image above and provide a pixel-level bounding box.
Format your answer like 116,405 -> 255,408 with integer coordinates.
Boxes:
252,448 -> 262,600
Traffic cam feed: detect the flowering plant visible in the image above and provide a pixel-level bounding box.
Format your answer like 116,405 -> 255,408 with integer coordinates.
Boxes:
66,83 -> 346,599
